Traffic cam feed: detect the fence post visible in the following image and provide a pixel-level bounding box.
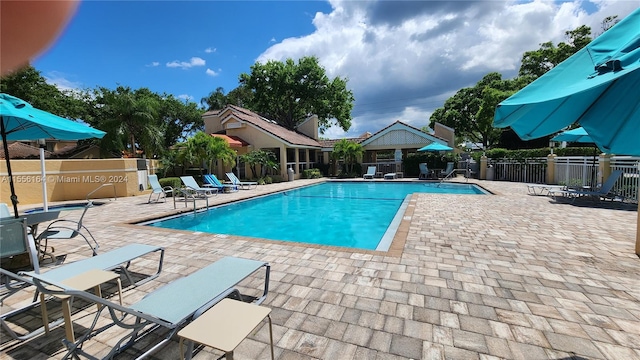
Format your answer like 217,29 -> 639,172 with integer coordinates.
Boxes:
480,155 -> 487,180
546,154 -> 556,184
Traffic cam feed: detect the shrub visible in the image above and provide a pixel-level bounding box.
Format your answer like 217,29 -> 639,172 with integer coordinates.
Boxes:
158,177 -> 181,196
302,169 -> 322,179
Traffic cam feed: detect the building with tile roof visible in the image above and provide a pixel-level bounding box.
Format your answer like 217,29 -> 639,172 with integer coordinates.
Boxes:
203,105 -> 454,179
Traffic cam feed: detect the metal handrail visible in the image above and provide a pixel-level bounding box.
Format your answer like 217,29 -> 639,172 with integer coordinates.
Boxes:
86,183 -> 117,202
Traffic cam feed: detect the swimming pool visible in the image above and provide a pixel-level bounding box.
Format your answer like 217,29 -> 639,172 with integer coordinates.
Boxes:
145,182 -> 487,251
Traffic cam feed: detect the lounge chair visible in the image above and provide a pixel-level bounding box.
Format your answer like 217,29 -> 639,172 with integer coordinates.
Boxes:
363,166 -> 376,179
226,172 -> 258,189
1,202 -> 12,218
25,256 -> 270,360
1,242 -> 164,341
438,162 -> 455,179
180,176 -> 219,198
418,163 -> 431,180
36,201 -> 99,262
550,169 -> 624,202
148,174 -> 173,203
204,174 -> 238,192
526,184 -> 565,196
384,173 -> 397,180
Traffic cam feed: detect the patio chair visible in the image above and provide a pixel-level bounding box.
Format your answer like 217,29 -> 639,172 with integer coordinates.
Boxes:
1,243 -> 164,341
526,184 -> 565,196
363,166 -> 376,179
180,176 -> 219,198
226,172 -> 258,189
438,162 -> 455,179
550,169 -> 624,203
1,202 -> 12,218
203,174 -> 238,193
148,174 -> 173,203
418,163 -> 431,180
24,256 -> 270,360
36,201 -> 99,262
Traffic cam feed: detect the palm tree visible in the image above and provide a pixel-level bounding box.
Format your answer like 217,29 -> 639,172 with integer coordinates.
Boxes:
97,86 -> 161,158
332,139 -> 363,175
179,132 -> 236,176
201,87 -> 227,111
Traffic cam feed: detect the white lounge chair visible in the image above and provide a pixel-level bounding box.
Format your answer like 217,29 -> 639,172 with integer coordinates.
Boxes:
1,241 -> 164,341
180,176 -> 218,198
363,166 -> 376,179
550,169 -> 624,202
226,172 -> 258,189
25,256 -> 269,360
148,174 -> 173,203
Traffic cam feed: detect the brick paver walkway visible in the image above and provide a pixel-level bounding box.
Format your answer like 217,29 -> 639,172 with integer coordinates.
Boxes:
2,178 -> 638,359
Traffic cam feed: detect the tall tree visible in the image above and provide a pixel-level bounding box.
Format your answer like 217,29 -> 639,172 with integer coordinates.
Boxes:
92,86 -> 161,158
519,25 -> 592,79
0,65 -> 86,118
158,94 -> 204,149
429,73 -> 527,149
239,56 -> 354,133
200,87 -> 227,111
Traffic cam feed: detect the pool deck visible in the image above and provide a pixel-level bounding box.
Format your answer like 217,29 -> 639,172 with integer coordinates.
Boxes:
2,178 -> 639,359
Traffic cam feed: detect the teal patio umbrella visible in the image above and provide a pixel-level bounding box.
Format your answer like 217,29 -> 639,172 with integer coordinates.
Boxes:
550,127 -> 593,143
493,8 -> 640,156
0,93 -> 106,217
552,127 -> 601,187
418,142 -> 453,152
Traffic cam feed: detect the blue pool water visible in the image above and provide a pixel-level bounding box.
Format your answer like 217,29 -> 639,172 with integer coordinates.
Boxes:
146,182 -> 487,250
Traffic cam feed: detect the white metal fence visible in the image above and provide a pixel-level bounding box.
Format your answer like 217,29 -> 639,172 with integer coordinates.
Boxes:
490,156 -> 639,202
492,158 -> 547,184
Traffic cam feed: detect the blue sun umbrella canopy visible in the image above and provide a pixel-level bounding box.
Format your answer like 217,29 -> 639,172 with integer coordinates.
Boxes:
0,93 -> 105,141
493,8 -> 640,156
550,127 -> 594,143
418,142 -> 453,152
1,93 -> 106,217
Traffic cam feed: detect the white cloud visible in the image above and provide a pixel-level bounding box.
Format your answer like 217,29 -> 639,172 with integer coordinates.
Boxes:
43,71 -> 83,93
205,47 -> 216,53
257,0 -> 638,137
146,61 -> 160,67
177,94 -> 193,101
206,68 -> 221,76
166,57 -> 206,69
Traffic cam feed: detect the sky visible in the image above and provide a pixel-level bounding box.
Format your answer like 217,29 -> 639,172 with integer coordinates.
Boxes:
33,0 -> 638,139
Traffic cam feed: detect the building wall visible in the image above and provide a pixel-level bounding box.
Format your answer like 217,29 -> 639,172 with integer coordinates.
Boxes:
203,113 -> 224,134
296,115 -> 319,140
434,122 -> 455,147
0,159 -> 151,205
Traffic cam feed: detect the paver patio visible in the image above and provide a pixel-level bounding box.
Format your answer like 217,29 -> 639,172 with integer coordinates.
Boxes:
1,178 -> 639,360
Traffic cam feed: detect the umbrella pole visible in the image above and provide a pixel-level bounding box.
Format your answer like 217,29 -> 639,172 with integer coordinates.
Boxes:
1,117 -> 19,218
39,144 -> 48,212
